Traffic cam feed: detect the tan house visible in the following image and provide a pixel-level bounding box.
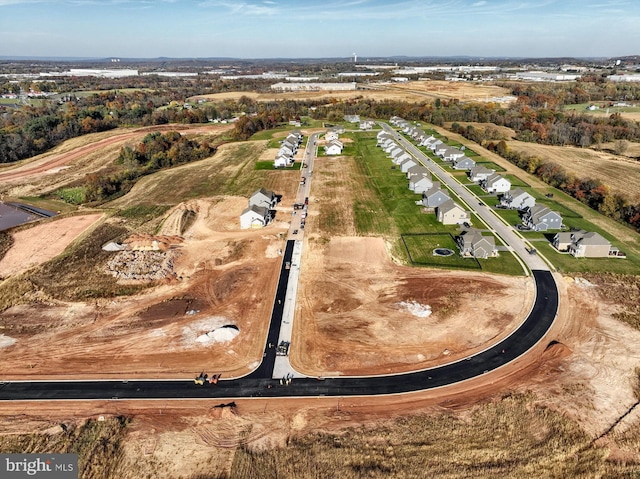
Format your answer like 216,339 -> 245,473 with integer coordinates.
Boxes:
437,200 -> 470,225
553,230 -> 619,258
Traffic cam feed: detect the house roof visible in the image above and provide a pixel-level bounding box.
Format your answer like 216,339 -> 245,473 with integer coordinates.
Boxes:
407,165 -> 429,176
252,187 -> 276,200
470,165 -> 495,175
241,204 -> 269,217
438,199 -> 465,214
574,231 -> 610,246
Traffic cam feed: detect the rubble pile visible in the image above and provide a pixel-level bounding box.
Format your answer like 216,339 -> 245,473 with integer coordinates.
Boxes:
106,250 -> 176,281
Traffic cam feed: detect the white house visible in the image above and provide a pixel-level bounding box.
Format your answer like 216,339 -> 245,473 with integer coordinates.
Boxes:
325,140 -> 343,155
469,165 -> 495,182
325,131 -> 339,142
500,188 -> 536,210
441,147 -> 465,162
240,205 -> 270,229
399,157 -> 419,172
249,188 -> 277,209
411,175 -> 434,194
274,155 -> 291,168
483,173 -> 511,194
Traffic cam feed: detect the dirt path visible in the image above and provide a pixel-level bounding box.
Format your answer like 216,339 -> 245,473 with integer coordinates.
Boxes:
0,214 -> 103,278
0,124 -> 232,184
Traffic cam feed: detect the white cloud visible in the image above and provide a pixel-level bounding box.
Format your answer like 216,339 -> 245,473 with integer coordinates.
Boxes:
472,1 -> 487,6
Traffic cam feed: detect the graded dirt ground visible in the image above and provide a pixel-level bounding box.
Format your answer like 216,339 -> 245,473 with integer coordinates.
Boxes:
191,80 -> 514,105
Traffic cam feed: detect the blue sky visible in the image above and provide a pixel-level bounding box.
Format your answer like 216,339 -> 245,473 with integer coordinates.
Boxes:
0,0 -> 638,59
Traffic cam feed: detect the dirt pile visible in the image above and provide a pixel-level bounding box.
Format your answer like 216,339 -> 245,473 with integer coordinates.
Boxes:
105,250 -> 177,281
124,234 -> 184,252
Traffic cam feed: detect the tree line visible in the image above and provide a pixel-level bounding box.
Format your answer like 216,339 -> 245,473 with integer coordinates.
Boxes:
61,131 -> 215,204
482,139 -> 640,231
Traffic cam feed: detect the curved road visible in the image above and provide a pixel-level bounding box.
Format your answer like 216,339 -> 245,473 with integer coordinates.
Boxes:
0,126 -> 561,401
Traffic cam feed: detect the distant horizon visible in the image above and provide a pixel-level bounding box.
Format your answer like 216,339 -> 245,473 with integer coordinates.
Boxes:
0,54 -> 631,63
1,0 -> 640,59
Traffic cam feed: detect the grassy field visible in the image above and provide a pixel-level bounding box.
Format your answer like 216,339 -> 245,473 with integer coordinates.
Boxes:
506,140 -> 640,203
230,393 -> 636,479
2,392 -> 638,478
564,102 -> 640,121
402,233 -> 481,269
0,417 -> 130,479
105,141 -> 293,208
349,133 -> 524,275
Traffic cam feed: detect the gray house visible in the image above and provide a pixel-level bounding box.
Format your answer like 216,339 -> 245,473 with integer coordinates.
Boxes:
523,205 -> 563,231
411,175 -> 434,194
500,188 -> 536,210
456,229 -> 498,259
249,188 -> 277,209
452,156 -> 476,170
421,182 -> 450,208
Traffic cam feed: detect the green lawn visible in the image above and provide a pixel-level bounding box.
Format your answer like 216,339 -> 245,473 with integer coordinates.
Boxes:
254,161 -> 300,171
351,132 -> 525,275
402,233 -> 480,269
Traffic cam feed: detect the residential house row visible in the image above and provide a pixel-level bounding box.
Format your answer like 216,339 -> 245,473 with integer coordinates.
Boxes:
274,130 -> 303,168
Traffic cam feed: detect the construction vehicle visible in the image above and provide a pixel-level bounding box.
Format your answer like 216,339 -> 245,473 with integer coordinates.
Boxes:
194,372 -> 221,385
276,341 -> 290,356
194,371 -> 208,385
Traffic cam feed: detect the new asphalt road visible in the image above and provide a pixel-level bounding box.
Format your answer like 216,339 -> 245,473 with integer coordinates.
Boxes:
0,258 -> 558,400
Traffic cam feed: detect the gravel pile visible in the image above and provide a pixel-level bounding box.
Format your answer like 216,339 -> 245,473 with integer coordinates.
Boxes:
106,250 -> 175,280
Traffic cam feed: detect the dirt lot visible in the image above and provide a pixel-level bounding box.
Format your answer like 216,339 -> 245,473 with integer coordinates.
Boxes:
192,80 -> 514,105
0,214 -> 103,279
292,236 -> 532,376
